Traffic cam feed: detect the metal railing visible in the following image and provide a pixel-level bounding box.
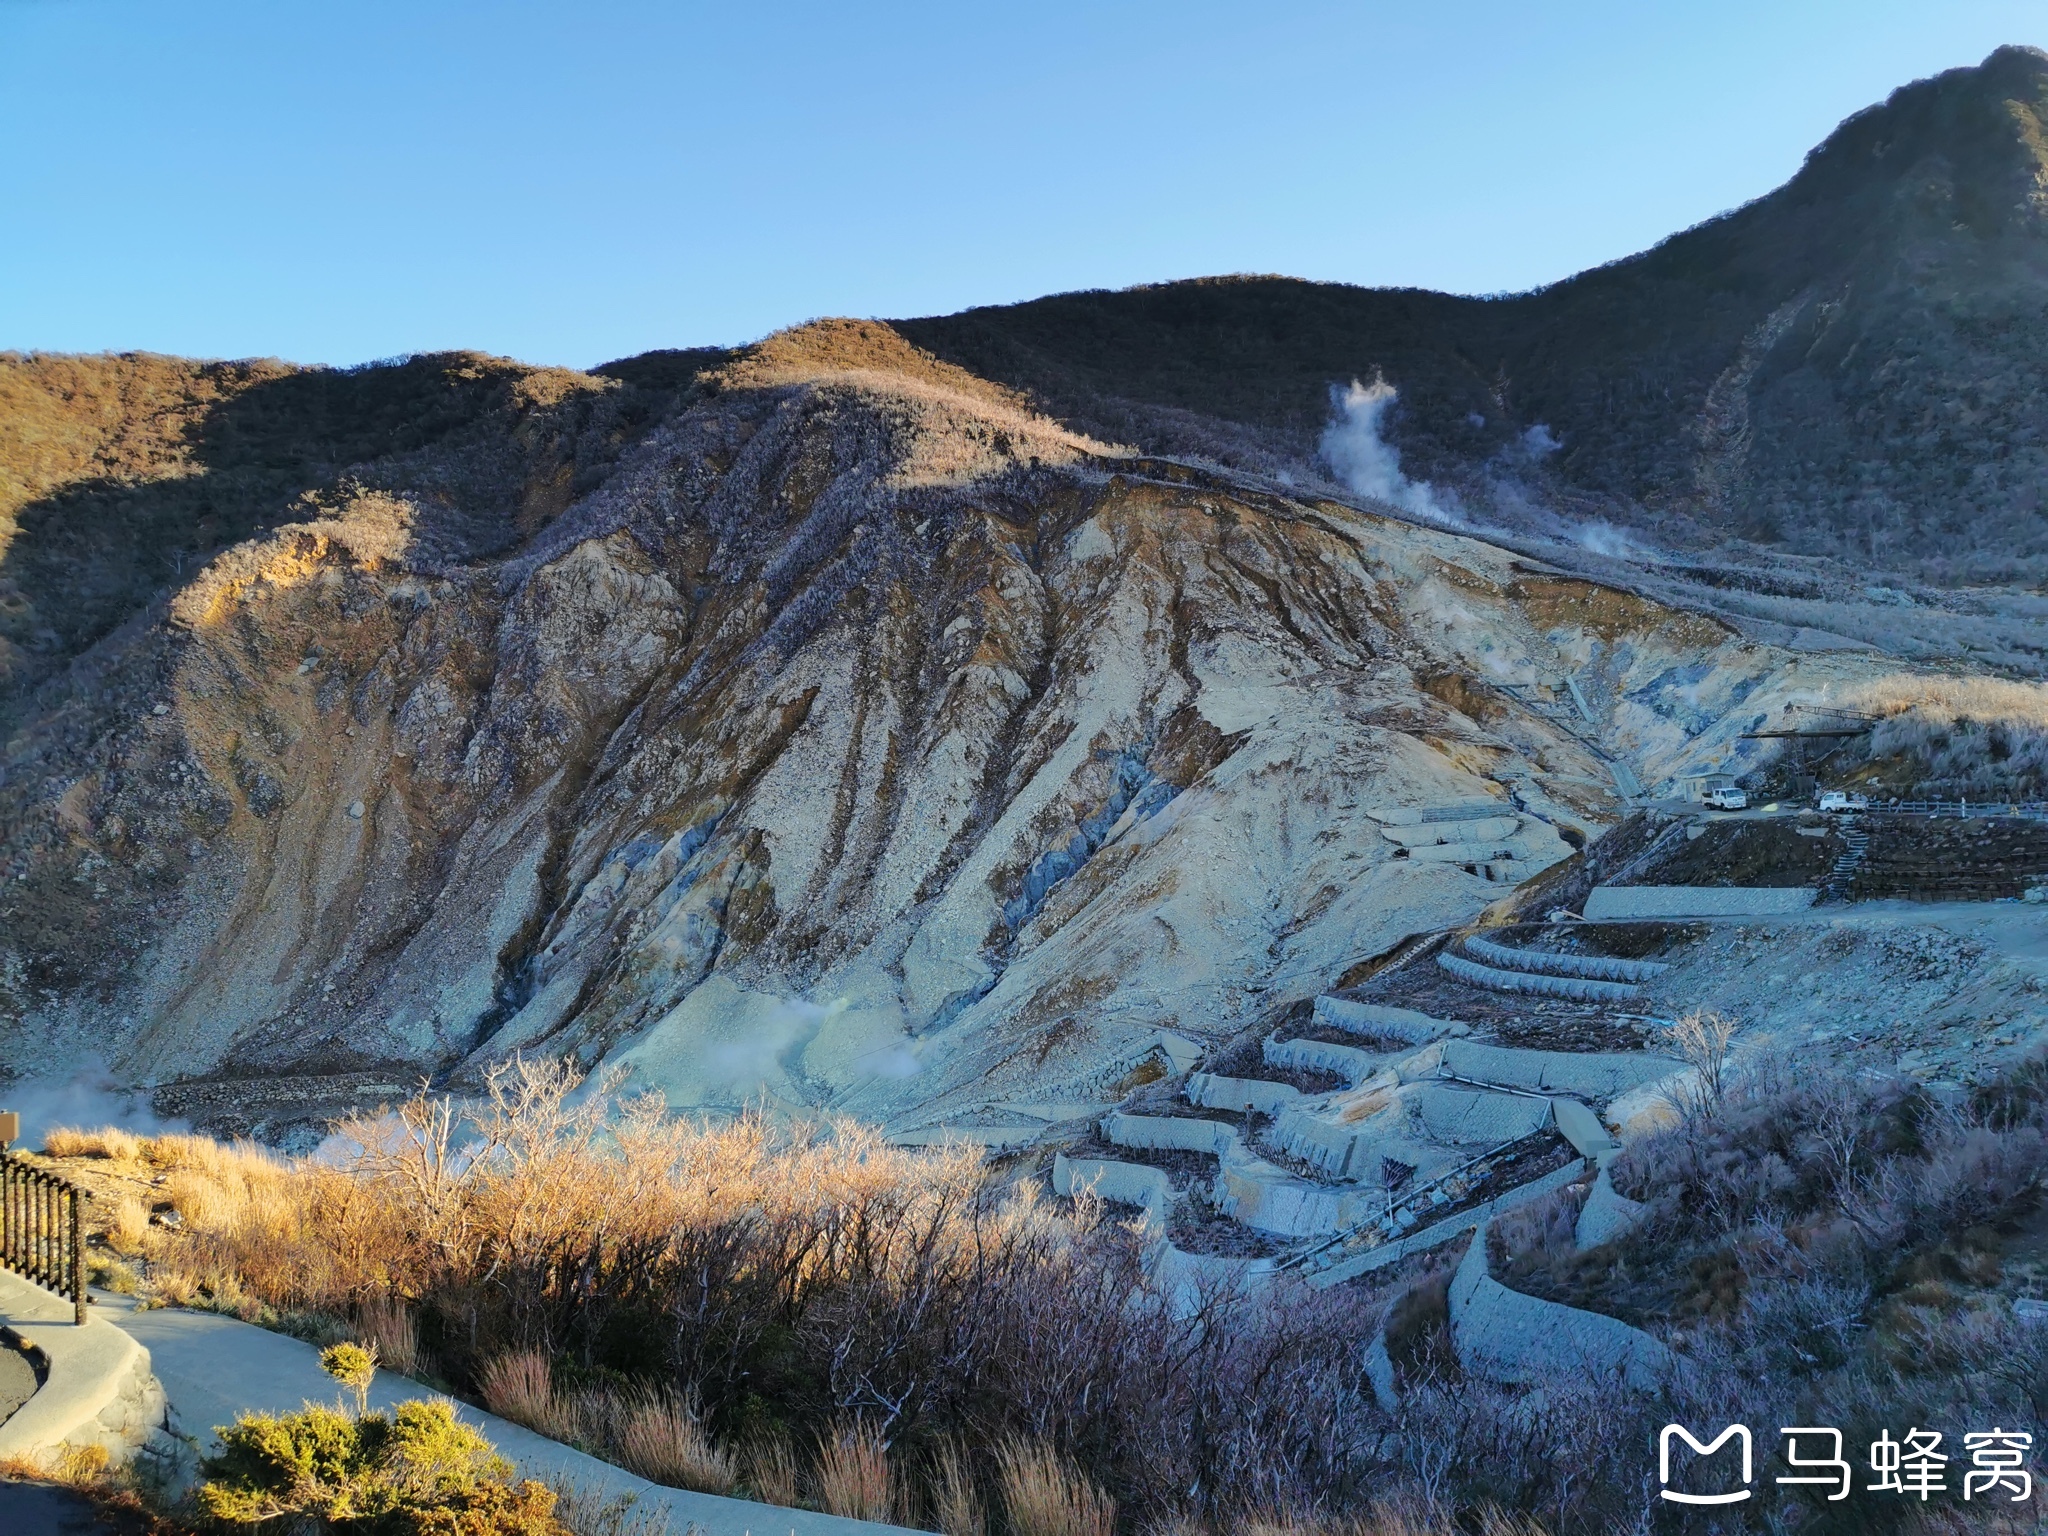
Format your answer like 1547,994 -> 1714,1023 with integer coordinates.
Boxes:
1876,800 -> 2048,819
1,1152 -> 87,1324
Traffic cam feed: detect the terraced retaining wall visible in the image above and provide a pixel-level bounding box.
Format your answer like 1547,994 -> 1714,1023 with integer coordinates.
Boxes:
1187,1073 -> 1301,1115
1304,1158 -> 1590,1287
1264,1035 -> 1381,1083
1439,1040 -> 1683,1101
1583,885 -> 1817,918
1052,1153 -> 1173,1229
1313,997 -> 1464,1042
1450,1219 -> 1672,1391
1413,1085 -> 1553,1145
1463,934 -> 1670,983
1099,1113 -> 1236,1156
1438,950 -> 1642,1001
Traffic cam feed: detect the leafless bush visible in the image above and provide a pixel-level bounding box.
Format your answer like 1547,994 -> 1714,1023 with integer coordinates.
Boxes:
142,1059 -> 1386,1528
1657,1008 -> 1738,1115
1855,675 -> 2048,796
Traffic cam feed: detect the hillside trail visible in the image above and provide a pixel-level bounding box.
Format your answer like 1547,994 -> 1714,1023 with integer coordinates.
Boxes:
92,1292 -> 920,1536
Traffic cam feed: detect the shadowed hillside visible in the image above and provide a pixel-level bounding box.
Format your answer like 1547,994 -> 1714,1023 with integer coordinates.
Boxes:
0,349 -> 722,724
898,45 -> 2048,573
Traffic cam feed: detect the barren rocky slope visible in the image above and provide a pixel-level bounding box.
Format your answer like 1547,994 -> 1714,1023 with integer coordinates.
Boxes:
0,325 -> 1919,1137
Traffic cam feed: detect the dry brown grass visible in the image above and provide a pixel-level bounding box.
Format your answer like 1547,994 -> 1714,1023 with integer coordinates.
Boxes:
744,1434 -> 801,1509
104,1193 -> 151,1257
610,1386 -> 735,1496
1851,674 -> 2048,795
997,1439 -> 1114,1536
356,1295 -> 419,1377
815,1420 -> 894,1523
927,1438 -> 985,1536
127,1060 -> 1414,1530
480,1348 -> 576,1443
40,1125 -> 143,1161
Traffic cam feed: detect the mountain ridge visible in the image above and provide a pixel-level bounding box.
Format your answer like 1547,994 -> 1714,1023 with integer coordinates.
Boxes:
1,52 -> 2044,1129
896,44 -> 2048,572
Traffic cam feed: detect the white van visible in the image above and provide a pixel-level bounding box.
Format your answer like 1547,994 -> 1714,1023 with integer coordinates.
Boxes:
1702,785 -> 1748,811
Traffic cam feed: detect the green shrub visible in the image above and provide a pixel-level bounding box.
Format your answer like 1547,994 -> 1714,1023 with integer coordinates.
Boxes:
198,1397 -> 566,1535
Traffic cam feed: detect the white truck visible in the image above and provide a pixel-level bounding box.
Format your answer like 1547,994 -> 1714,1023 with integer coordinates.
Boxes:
1701,785 -> 1749,811
1818,790 -> 1870,813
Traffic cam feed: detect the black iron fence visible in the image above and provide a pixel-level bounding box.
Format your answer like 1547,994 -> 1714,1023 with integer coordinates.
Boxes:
1,1151 -> 87,1324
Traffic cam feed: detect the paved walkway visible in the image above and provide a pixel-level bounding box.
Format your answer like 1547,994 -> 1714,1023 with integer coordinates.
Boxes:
93,1293 -> 920,1536
0,1480 -> 126,1535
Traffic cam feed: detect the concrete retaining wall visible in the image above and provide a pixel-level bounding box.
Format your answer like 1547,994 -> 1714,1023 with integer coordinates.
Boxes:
1053,1153 -> 1175,1229
1187,1073 -> 1302,1115
1413,1085 -> 1553,1145
1438,950 -> 1641,1001
1099,1113 -> 1236,1156
1313,997 -> 1465,1043
1463,934 -> 1669,983
1406,842 -> 1518,865
1368,801 -> 1509,827
1449,1219 -> 1671,1391
1214,1165 -> 1356,1237
1379,815 -> 1522,847
1584,884 -> 1817,919
1270,1104 -> 1369,1175
1264,1035 -> 1381,1083
1575,1165 -> 1649,1248
1440,1040 -> 1682,1102
0,1272 -> 167,1472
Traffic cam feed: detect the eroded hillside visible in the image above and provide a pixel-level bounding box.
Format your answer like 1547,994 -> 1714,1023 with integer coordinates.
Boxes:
0,324 -> 1921,1138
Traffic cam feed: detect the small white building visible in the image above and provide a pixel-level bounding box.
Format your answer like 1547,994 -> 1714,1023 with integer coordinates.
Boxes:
1676,772 -> 1738,805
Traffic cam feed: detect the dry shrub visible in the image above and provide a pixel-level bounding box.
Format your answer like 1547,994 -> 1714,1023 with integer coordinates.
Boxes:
815,1419 -> 893,1523
40,1125 -> 142,1161
104,1194 -> 151,1257
480,1348 -> 575,1442
609,1386 -> 735,1496
143,1060 -> 1384,1530
1382,1268 -> 1459,1388
357,1294 -> 419,1377
552,1482 -> 674,1536
997,1439 -> 1113,1536
1657,1009 -> 1737,1115
1854,674 -> 2048,796
744,1434 -> 800,1509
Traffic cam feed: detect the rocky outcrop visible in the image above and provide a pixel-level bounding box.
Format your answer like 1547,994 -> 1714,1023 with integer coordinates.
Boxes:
0,327 -> 1907,1134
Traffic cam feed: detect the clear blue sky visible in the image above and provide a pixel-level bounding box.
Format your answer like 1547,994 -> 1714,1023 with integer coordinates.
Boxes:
2,1 -> 2041,369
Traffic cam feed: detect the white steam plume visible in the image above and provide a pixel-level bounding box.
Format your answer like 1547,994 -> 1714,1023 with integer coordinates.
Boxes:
4,1062 -> 186,1147
1319,378 -> 1459,524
